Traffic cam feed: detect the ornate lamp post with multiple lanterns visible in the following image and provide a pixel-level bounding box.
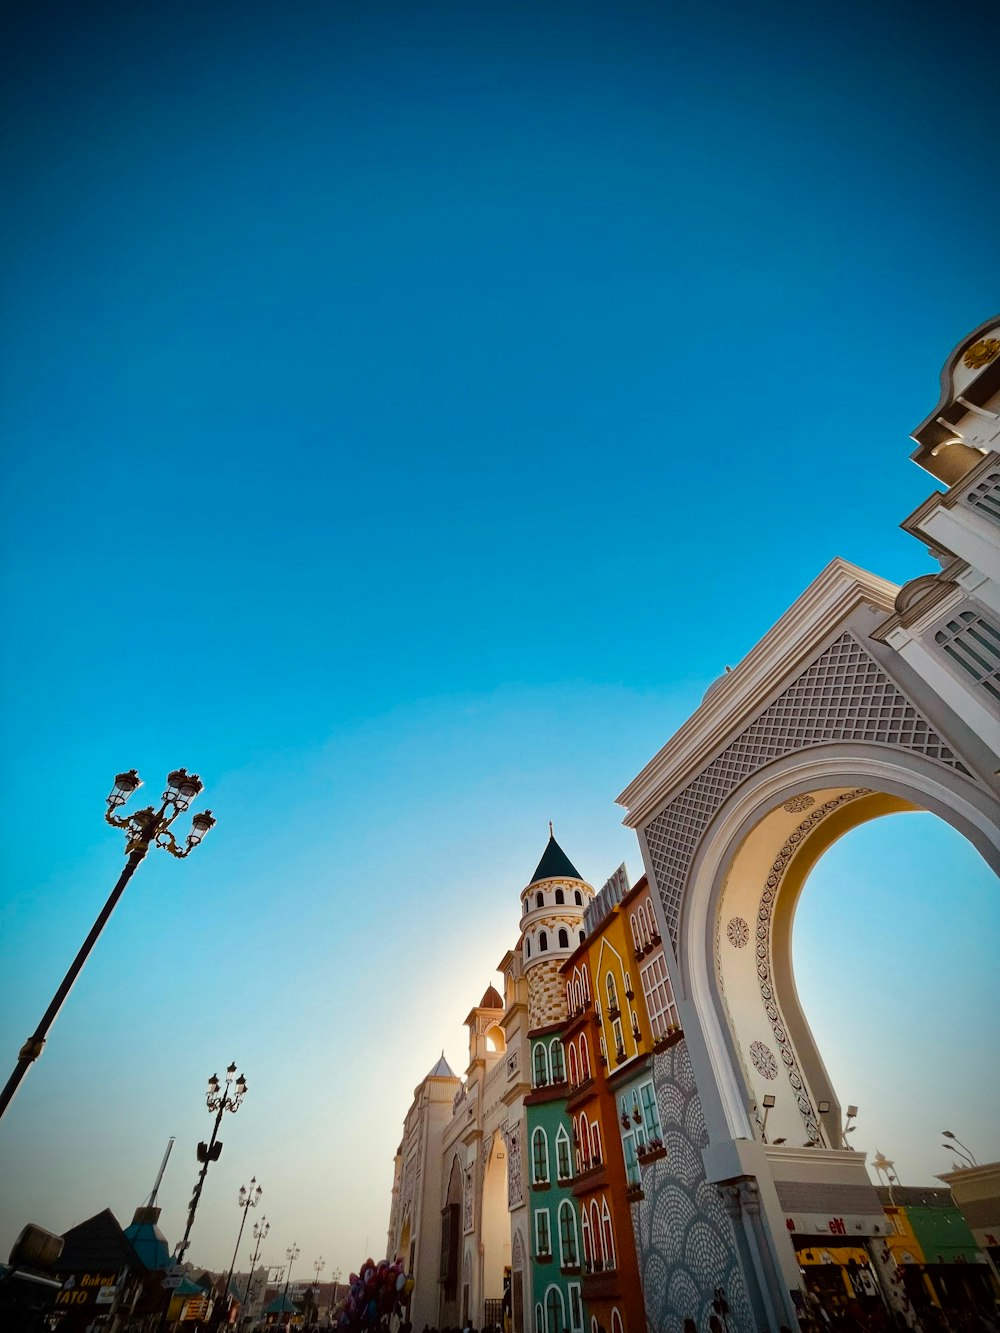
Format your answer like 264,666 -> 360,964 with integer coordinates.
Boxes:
244,1217 -> 271,1324
282,1243 -> 301,1320
0,768 -> 215,1123
175,1063 -> 249,1264
219,1178 -> 263,1324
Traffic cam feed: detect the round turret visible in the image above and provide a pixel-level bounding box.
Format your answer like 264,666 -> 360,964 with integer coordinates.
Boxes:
518,829 -> 593,1029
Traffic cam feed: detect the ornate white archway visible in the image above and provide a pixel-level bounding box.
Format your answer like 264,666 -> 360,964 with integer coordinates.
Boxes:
619,551 -> 1000,1327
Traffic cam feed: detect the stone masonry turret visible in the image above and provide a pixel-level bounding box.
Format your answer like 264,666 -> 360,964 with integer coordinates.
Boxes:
518,829 -> 594,1030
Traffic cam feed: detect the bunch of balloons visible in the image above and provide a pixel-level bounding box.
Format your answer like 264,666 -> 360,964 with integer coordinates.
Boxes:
336,1257 -> 414,1331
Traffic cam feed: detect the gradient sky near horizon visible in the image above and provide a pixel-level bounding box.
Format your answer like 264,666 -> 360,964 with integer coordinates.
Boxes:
1,0 -> 998,1281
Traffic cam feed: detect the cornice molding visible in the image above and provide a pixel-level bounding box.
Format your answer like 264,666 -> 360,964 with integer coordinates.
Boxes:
617,559 -> 899,827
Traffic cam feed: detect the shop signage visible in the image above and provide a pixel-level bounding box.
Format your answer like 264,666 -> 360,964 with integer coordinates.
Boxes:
784,1214 -> 888,1237
55,1273 -> 118,1307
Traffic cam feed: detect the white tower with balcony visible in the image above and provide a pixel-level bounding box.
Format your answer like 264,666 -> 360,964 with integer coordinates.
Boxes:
518,826 -> 594,1030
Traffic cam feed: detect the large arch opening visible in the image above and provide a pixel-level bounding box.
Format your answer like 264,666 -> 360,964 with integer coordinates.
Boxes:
481,1129 -> 511,1320
793,811 -> 999,1179
681,749 -> 1000,1152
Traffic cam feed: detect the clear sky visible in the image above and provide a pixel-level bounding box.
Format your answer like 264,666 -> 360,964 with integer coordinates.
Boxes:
1,0 -> 997,1281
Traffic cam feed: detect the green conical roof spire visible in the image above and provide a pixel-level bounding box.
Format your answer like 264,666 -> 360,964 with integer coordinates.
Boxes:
529,824 -> 582,885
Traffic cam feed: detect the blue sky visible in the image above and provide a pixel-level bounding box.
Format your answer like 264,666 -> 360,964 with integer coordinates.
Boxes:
1,0 -> 997,1277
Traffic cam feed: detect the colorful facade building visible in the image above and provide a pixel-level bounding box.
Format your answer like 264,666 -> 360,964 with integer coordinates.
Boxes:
387,319 -> 1000,1332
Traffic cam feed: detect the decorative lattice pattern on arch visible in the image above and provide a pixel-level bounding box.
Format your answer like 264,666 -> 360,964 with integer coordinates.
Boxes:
643,632 -> 968,947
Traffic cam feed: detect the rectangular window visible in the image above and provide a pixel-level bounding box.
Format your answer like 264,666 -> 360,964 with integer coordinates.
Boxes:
640,952 -> 678,1040
557,1136 -> 572,1181
640,1080 -> 661,1139
623,1135 -> 639,1186
568,1283 -> 583,1333
965,469 -> 1000,526
934,608 -> 1000,702
535,1209 -> 551,1258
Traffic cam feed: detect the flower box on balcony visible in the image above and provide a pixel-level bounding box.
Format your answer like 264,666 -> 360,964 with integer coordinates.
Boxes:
607,1005 -> 621,1021
637,1139 -> 667,1166
625,1182 -> 645,1202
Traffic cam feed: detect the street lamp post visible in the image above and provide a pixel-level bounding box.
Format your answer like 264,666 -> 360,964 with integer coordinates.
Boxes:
282,1244 -> 300,1325
176,1064 -> 249,1265
312,1258 -> 325,1325
0,769 -> 215,1122
942,1129 -> 978,1166
220,1178 -> 262,1325
244,1217 -> 270,1325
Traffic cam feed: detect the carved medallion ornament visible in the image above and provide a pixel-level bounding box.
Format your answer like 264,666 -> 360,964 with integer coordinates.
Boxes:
782,794 -> 815,813
963,338 -> 1000,369
726,917 -> 749,949
749,1040 -> 778,1080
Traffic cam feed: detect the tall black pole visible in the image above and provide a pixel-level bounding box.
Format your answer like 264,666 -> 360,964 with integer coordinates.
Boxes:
0,845 -> 148,1122
178,1100 -> 226,1261
220,1186 -> 258,1328
244,1220 -> 268,1326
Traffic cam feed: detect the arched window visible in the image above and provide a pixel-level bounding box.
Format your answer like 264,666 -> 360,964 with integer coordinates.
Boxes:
525,936 -> 531,958
579,929 -> 585,944
539,931 -> 548,952
535,1208 -> 551,1258
558,927 -> 569,949
545,1288 -> 564,1333
549,1040 -> 565,1083
579,1037 -> 591,1080
578,1114 -> 590,1167
534,1306 -> 542,1333
629,913 -> 641,951
601,1199 -> 616,1269
589,1201 -> 602,1263
558,1200 -> 579,1267
575,890 -> 583,905
555,888 -> 564,904
536,891 -> 544,909
611,1310 -> 624,1333
532,1127 -> 549,1184
567,1044 -> 579,1086
606,972 -> 619,1011
590,1121 -> 602,1164
556,1125 -> 571,1180
533,1043 -> 549,1087
581,1208 -> 592,1267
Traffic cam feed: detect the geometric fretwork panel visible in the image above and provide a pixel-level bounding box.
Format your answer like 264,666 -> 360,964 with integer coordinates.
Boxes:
643,632 -> 969,948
